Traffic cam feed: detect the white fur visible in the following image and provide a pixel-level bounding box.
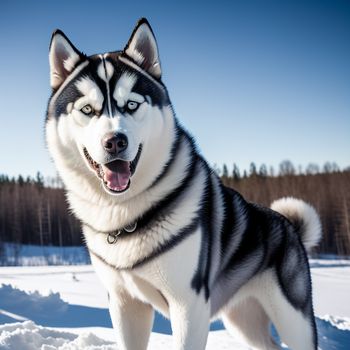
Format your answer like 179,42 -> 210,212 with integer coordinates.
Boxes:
90,228 -> 209,350
142,230 -> 210,350
49,34 -> 81,89
97,56 -> 114,82
221,269 -> 315,350
124,22 -> 161,79
74,76 -> 104,126
222,298 -> 280,350
63,56 -> 78,72
97,56 -> 114,117
113,72 -> 137,108
271,197 -> 322,251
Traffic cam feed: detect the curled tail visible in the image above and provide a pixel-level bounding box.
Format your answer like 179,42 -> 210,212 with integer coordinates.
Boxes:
271,197 -> 322,252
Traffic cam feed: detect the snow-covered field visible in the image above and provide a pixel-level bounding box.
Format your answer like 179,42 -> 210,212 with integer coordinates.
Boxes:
0,259 -> 350,349
1,244 -> 90,266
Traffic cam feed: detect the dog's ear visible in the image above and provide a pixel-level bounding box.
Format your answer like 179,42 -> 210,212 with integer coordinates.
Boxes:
124,18 -> 161,79
49,30 -> 84,90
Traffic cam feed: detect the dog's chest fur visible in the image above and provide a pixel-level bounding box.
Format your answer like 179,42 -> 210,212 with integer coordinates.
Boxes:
90,228 -> 203,317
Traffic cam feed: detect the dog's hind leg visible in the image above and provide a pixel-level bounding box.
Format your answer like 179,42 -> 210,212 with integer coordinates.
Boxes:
258,281 -> 317,350
109,289 -> 154,350
248,268 -> 318,350
222,297 -> 280,350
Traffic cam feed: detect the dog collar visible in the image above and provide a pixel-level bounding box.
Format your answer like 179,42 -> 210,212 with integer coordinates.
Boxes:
106,221 -> 137,244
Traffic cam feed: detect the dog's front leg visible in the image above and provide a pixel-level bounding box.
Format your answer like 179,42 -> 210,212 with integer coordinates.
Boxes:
109,289 -> 154,350
169,295 -> 210,350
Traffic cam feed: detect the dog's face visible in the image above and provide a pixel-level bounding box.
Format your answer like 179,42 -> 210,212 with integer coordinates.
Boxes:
46,19 -> 175,198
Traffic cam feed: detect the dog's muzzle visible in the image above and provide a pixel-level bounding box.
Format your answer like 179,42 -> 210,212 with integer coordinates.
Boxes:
83,144 -> 142,194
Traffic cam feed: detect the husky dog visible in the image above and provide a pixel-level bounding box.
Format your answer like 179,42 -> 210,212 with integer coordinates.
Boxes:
46,18 -> 321,350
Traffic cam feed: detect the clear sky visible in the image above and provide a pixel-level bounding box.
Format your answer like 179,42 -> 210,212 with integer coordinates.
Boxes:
0,0 -> 349,178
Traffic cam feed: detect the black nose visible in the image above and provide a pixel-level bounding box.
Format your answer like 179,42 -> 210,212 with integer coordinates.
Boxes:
102,133 -> 128,155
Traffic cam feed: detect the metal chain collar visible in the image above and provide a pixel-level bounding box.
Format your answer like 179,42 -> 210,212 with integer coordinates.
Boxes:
106,222 -> 137,244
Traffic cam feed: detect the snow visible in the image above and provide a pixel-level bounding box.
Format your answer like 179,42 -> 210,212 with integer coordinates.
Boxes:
310,259 -> 350,317
0,259 -> 350,349
0,321 -> 115,350
1,244 -> 90,266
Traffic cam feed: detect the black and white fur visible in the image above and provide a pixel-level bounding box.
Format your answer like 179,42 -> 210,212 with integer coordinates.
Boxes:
46,18 -> 322,350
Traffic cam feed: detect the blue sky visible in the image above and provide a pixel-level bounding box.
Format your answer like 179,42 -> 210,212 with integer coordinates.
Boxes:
0,0 -> 349,178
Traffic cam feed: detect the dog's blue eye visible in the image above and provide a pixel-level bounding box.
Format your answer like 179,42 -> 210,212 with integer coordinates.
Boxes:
126,101 -> 139,112
81,104 -> 93,115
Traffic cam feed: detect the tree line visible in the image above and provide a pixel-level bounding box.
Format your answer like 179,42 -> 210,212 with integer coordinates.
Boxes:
0,173 -> 81,248
0,160 -> 349,255
221,161 -> 350,256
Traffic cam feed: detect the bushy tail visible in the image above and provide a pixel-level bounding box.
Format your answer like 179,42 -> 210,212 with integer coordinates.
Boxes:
271,197 -> 322,252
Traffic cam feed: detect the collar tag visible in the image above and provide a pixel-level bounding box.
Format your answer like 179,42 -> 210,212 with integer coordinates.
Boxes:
124,222 -> 137,233
106,221 -> 137,244
107,230 -> 121,244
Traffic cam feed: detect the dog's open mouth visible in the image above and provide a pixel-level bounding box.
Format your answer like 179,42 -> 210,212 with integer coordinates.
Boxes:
83,145 -> 142,194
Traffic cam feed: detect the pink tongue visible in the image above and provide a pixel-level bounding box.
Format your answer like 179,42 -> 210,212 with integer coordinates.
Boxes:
102,160 -> 131,191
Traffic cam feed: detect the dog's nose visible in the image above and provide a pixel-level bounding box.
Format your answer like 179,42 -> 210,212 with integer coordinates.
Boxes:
102,133 -> 128,155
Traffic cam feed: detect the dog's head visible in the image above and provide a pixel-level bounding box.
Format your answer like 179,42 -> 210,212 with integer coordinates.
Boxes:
46,19 -> 176,199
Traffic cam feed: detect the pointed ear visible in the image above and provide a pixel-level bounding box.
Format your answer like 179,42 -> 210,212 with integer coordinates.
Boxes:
49,30 -> 84,90
124,18 -> 161,79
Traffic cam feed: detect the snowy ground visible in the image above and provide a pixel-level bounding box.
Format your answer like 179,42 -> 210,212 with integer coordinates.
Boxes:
0,259 -> 350,349
0,244 -> 89,266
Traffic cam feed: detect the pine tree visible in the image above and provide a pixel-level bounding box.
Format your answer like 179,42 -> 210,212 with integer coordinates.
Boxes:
279,160 -> 295,176
35,171 -> 44,188
306,163 -> 320,175
222,164 -> 229,178
232,163 -> 241,181
258,164 -> 268,177
249,162 -> 257,176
